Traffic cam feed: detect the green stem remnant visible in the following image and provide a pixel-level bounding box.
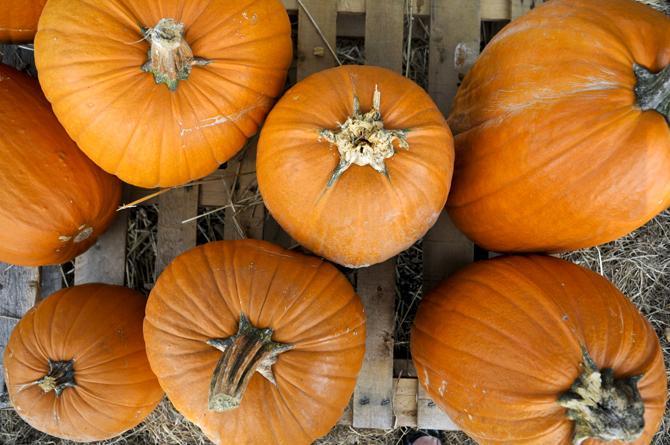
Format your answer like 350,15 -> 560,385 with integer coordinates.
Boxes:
558,350 -> 645,445
36,359 -> 76,397
141,18 -> 211,91
635,63 -> 670,122
207,314 -> 294,412
320,86 -> 409,186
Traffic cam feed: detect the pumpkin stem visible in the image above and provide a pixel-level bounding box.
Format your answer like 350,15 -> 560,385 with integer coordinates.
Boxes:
558,350 -> 645,445
35,359 -> 76,397
206,314 -> 294,412
320,86 -> 410,186
635,63 -> 670,122
141,18 -> 211,91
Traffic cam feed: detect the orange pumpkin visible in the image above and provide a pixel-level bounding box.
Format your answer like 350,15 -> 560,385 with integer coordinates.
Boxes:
4,284 -> 163,442
0,0 -> 46,42
144,239 -> 366,444
258,65 -> 454,268
411,255 -> 667,444
35,0 -> 292,188
0,65 -> 121,266
447,0 -> 670,253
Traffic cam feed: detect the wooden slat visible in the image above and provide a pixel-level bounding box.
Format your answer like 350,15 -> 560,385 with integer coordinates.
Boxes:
282,0 -> 431,15
353,259 -> 396,429
423,0 -> 479,292
394,378 -> 419,427
511,0 -> 545,19
365,0 -> 404,71
0,265 -> 39,406
38,265 -> 63,301
155,186 -> 199,277
223,145 -> 264,241
297,0 -> 338,79
349,2 -> 406,430
417,383 -> 459,430
483,0 -> 511,20
75,199 -> 129,286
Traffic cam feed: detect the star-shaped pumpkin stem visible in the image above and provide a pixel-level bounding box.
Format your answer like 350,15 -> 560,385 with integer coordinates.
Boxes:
35,359 -> 76,397
320,86 -> 410,187
558,348 -> 645,445
207,314 -> 294,412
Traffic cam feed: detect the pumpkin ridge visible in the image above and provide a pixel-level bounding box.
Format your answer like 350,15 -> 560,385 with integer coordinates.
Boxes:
413,327 -> 561,386
449,105 -> 634,210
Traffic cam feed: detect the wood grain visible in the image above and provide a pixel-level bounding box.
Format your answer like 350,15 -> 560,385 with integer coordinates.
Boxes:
155,186 -> 199,277
365,0 -> 404,72
0,265 -> 39,406
74,211 -> 128,286
297,0 -> 338,79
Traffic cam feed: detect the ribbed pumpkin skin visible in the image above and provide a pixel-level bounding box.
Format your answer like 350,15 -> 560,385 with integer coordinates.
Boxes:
411,256 -> 667,444
447,0 -> 670,252
0,65 -> 121,266
35,0 -> 292,188
258,65 -> 454,268
0,0 -> 46,42
144,240 -> 366,444
4,284 -> 164,442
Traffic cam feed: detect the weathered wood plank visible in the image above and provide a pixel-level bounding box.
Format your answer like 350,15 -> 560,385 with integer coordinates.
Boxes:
297,0 -> 338,79
75,204 -> 129,286
155,186 -> 199,278
353,259 -> 396,429
0,264 -> 39,406
511,0 -> 545,19
417,383 -> 459,430
39,265 -> 63,300
423,0 -> 479,293
223,144 -> 264,241
282,0 -> 431,15
365,0 -> 404,72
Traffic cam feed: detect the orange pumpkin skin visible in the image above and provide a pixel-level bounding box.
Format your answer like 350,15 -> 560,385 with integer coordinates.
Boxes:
144,240 -> 366,445
0,65 -> 121,266
447,0 -> 670,253
35,0 -> 292,188
0,0 -> 46,42
258,65 -> 454,268
4,284 -> 164,442
411,256 -> 667,445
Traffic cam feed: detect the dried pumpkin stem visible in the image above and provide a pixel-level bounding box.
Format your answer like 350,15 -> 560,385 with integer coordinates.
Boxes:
206,314 -> 294,412
635,63 -> 670,122
320,86 -> 409,186
141,18 -> 211,91
558,350 -> 645,445
35,359 -> 76,397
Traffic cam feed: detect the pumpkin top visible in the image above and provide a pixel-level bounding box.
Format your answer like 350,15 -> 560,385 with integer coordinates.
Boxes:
445,0 -> 670,253
258,65 -> 454,268
412,255 -> 667,444
35,0 -> 293,187
144,239 -> 366,445
3,284 -> 163,442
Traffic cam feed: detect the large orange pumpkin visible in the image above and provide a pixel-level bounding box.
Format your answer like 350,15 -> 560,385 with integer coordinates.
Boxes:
4,284 -> 163,442
0,65 -> 121,266
447,0 -> 670,253
411,255 -> 667,444
258,65 -> 454,268
35,0 -> 292,188
0,0 -> 46,42
144,239 -> 366,444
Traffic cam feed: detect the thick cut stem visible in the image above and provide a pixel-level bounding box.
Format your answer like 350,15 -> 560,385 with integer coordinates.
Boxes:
207,314 -> 294,412
35,360 -> 76,397
558,350 -> 645,445
635,63 -> 670,122
141,18 -> 210,91
320,86 -> 409,186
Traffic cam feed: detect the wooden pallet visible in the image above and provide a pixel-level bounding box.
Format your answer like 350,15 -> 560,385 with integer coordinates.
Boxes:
0,0 -> 543,431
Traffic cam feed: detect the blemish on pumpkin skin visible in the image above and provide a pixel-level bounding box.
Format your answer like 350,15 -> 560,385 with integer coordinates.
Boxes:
179,98 -> 271,137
